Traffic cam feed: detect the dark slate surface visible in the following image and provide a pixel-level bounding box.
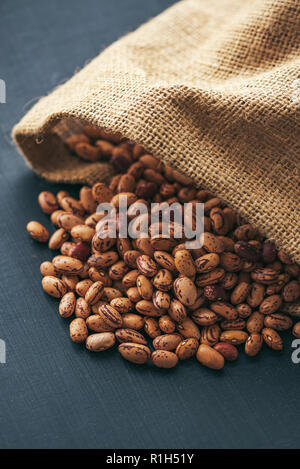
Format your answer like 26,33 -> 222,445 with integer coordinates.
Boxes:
0,0 -> 299,449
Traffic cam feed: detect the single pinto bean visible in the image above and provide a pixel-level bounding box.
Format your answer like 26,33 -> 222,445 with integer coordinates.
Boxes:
49,229 -> 69,250
153,334 -> 182,351
214,343 -> 238,361
69,318 -> 88,343
151,350 -> 178,368
245,333 -> 263,356
115,329 -> 147,345
118,343 -> 151,364
176,338 -> 199,360
173,276 -> 197,306
27,221 -> 49,243
136,255 -> 158,277
38,191 -> 59,214
59,292 -> 76,318
196,344 -> 224,370
86,333 -> 116,352
262,328 -> 283,351
42,276 -> 67,298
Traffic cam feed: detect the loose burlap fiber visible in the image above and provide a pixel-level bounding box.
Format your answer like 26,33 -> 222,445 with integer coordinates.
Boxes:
13,0 -> 300,310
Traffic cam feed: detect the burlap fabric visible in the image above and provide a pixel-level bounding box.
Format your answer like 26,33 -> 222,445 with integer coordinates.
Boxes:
12,0 -> 300,310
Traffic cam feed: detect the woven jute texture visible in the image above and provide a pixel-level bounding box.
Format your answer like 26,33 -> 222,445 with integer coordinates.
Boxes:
12,0 -> 300,311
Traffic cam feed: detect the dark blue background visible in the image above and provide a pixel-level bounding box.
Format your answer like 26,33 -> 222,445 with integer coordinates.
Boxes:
0,0 -> 299,449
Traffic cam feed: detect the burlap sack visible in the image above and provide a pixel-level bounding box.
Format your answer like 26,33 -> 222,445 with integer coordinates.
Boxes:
13,0 -> 300,313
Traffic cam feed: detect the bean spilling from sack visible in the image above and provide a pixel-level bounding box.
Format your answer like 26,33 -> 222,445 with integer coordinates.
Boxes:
26,126 -> 300,370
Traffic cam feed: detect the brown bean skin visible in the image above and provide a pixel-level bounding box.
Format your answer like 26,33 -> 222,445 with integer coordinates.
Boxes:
51,210 -> 66,227
85,281 -> 104,305
69,318 -> 88,343
176,318 -> 201,340
110,297 -> 133,314
118,343 -> 151,364
63,271 -> 81,289
221,272 -> 238,290
122,269 -> 139,289
136,238 -> 154,257
196,344 -> 224,370
251,268 -> 279,285
88,251 -> 119,269
201,325 -> 221,347
230,282 -> 251,305
88,268 -> 111,285
27,221 -> 49,243
259,295 -> 282,315
86,333 -> 116,352
174,250 -> 196,277
220,318 -> 246,330
195,253 -> 220,273
65,269 -> 82,286
214,342 -> 238,361
153,269 -> 173,292
71,225 -> 95,244
191,308 -> 219,326
75,142 -> 102,162
144,317 -> 161,338
75,297 -> 91,319
173,276 -> 197,306
153,334 -> 182,351
136,275 -> 153,300
154,251 -> 177,272
196,268 -> 225,287
51,230 -> 70,253
111,192 -> 137,208
247,283 -> 265,308
57,191 -> 70,207
86,315 -> 114,332
153,291 -> 171,310
283,281 -> 300,302
38,191 -> 59,214
59,292 -> 76,318
79,186 -> 98,213
176,338 -> 199,360
40,261 -> 57,277
53,255 -> 83,275
63,274 -> 80,292
135,300 -> 162,317
136,255 -> 157,277
122,314 -> 144,330
126,287 -> 142,303
42,276 -> 67,298
98,304 -> 123,328
237,303 -> 252,319
151,350 -> 179,368
220,252 -> 243,272
220,330 -> 248,345
58,213 -> 85,231
115,329 -> 147,345
293,322 -> 300,338
201,233 -> 224,254
245,333 -> 263,357
76,279 -> 93,297
264,314 -> 292,331
247,312 -> 265,333
210,302 -> 238,321
109,261 -> 129,281
262,328 -> 283,351
168,299 -> 187,323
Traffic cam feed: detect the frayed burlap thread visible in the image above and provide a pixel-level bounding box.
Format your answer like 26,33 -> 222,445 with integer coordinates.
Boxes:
12,0 -> 300,313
